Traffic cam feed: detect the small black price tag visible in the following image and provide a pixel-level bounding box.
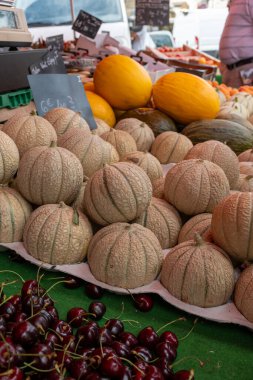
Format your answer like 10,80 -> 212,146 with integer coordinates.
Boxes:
46,34 -> 64,52
136,0 -> 170,27
28,74 -> 97,130
72,10 -> 102,40
29,50 -> 66,75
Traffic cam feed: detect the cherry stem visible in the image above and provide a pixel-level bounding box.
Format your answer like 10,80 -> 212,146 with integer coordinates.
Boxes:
103,301 -> 125,321
42,280 -> 71,298
120,357 -> 145,376
179,318 -> 198,341
0,270 -> 25,283
156,317 -> 186,334
121,319 -> 140,327
0,295 -> 12,308
37,273 -> 45,296
36,263 -> 43,288
22,362 -> 57,372
54,347 -> 82,360
74,336 -> 83,353
47,328 -> 63,343
170,356 -> 205,369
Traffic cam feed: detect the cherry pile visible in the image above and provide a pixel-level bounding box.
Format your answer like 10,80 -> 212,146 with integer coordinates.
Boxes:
0,275 -> 196,380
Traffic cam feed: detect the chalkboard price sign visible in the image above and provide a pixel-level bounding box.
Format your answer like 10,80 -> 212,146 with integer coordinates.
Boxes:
136,0 -> 170,27
29,50 -> 66,75
46,34 -> 64,52
72,10 -> 102,40
28,74 -> 97,130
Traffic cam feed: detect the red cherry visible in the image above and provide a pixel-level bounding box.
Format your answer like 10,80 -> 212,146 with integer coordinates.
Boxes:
155,342 -> 177,364
100,355 -> 124,378
76,321 -> 99,348
51,320 -> 72,337
0,367 -> 24,380
12,321 -> 39,348
8,296 -> 22,312
67,307 -> 87,327
45,306 -> 59,322
156,357 -> 174,379
131,346 -> 153,362
111,341 -> 130,358
119,331 -> 138,348
138,326 -> 159,350
0,340 -> 17,370
159,332 -> 178,349
69,358 -> 89,379
85,283 -> 104,299
21,280 -> 45,298
13,313 -> 27,324
133,294 -> 153,312
64,275 -> 83,289
144,365 -> 165,379
0,316 -> 7,335
88,301 -> 106,320
105,319 -> 124,336
22,295 -> 44,315
173,370 -> 194,380
29,343 -> 55,370
0,302 -> 16,321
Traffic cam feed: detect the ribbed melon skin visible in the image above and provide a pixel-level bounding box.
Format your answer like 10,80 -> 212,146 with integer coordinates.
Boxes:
93,118 -> 111,136
44,107 -> 90,137
238,148 -> 253,162
83,162 -> 152,226
178,213 -> 212,243
115,118 -> 155,152
239,162 -> 253,176
58,129 -> 119,177
101,129 -> 137,160
152,177 -> 165,199
0,187 -> 32,242
16,146 -> 83,206
2,114 -> 57,157
160,238 -> 234,307
212,192 -> 253,262
151,131 -> 193,164
135,197 -> 182,249
88,222 -> 163,289
23,203 -> 93,265
182,119 -> 253,154
72,177 -> 89,209
122,151 -> 163,184
237,174 -> 253,192
0,131 -> 19,184
185,140 -> 239,189
164,159 -> 230,215
234,265 -> 253,322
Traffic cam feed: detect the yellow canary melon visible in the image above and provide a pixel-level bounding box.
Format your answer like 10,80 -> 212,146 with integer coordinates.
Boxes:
23,203 -> 93,265
153,72 -> 220,124
86,91 -> 116,127
94,55 -> 152,110
160,235 -> 235,307
88,222 -> 163,288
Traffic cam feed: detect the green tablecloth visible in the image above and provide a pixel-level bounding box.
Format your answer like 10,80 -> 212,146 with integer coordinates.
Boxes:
0,250 -> 252,379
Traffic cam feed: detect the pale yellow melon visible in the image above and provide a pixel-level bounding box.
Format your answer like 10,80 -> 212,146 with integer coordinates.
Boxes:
151,131 -> 193,164
0,186 -> 32,242
2,112 -> 57,157
178,213 -> 212,243
23,203 -> 93,265
58,129 -> 119,177
88,222 -> 163,288
164,159 -> 230,215
185,140 -> 239,189
16,145 -> 83,206
234,265 -> 253,322
83,162 -> 152,226
160,235 -> 235,307
122,151 -> 163,184
152,177 -> 165,199
101,129 -> 137,159
135,197 -> 182,249
44,107 -> 90,137
0,131 -> 19,184
211,192 -> 253,262
115,118 -> 155,152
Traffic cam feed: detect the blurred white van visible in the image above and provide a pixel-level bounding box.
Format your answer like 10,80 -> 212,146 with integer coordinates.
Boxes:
15,0 -> 131,48
172,8 -> 228,56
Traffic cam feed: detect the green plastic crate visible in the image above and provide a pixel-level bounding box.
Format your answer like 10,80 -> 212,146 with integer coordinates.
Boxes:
0,88 -> 33,109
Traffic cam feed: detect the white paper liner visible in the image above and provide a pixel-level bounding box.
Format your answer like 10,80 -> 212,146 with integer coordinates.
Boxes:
1,242 -> 253,330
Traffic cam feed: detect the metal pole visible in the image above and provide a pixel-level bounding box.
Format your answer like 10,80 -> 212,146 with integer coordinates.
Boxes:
70,0 -> 77,39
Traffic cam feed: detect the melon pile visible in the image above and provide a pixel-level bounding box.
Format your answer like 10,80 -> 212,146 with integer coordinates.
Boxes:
2,55 -> 253,325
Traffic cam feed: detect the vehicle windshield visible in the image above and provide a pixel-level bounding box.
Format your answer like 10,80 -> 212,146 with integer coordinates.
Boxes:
150,34 -> 174,48
16,0 -> 123,26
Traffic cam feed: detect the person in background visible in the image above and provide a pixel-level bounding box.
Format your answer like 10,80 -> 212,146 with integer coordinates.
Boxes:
131,25 -> 156,52
219,0 -> 253,87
